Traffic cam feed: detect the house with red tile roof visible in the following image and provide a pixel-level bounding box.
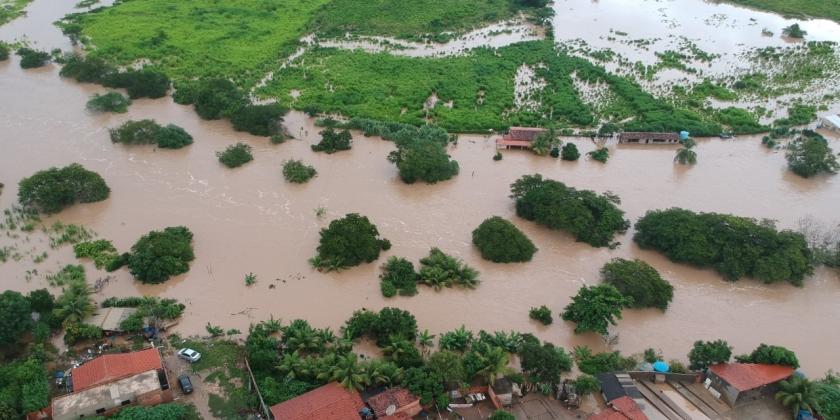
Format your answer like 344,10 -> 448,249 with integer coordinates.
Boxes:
366,387 -> 421,419
589,396 -> 648,420
496,127 -> 546,149
269,382 -> 364,420
707,363 -> 795,406
71,347 -> 164,391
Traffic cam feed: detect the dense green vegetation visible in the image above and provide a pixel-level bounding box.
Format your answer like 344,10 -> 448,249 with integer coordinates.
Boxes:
217,143 -> 254,168
93,403 -> 197,420
418,248 -> 480,290
73,239 -> 126,271
587,147 -> 609,163
561,284 -> 632,335
381,124 -> 458,183
0,290 -> 31,346
309,0 -> 539,39
472,216 -> 536,262
18,163 -> 110,213
634,208 -> 813,285
282,159 -> 317,183
688,339 -> 732,370
721,0 -> 840,23
312,127 -> 352,153
736,343 -> 799,368
109,120 -> 193,149
344,307 -> 418,346
0,0 -> 32,26
510,174 -> 629,247
310,213 -> 390,271
601,258 -> 674,310
102,296 -> 185,332
16,48 -> 49,69
776,376 -> 820,418
574,346 -> 637,375
528,305 -> 552,325
0,42 -> 9,61
0,354 -> 50,419
230,104 -> 288,137
86,91 -> 131,113
560,142 -> 580,161
815,373 -> 840,420
127,226 -> 195,283
786,131 -> 838,178
379,256 -> 419,297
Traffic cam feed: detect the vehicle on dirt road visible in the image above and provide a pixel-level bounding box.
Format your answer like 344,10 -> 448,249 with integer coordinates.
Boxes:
178,374 -> 193,394
177,348 -> 201,363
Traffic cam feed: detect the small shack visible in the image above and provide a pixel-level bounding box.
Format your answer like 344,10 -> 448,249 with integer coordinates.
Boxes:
706,363 -> 794,406
618,132 -> 680,144
490,378 -> 513,407
819,114 -> 840,131
496,127 -> 546,149
87,307 -> 138,333
365,387 -> 421,419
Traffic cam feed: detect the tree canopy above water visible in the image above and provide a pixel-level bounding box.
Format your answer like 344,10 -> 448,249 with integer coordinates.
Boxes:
18,163 -> 110,214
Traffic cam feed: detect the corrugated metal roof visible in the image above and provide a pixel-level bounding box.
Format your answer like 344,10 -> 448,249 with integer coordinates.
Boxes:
71,348 -> 163,392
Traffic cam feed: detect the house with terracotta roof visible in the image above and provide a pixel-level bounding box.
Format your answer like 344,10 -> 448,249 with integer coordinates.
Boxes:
51,347 -> 171,419
365,387 -> 421,419
496,127 -> 546,149
269,382 -> 365,420
589,396 -> 648,420
706,363 -> 795,406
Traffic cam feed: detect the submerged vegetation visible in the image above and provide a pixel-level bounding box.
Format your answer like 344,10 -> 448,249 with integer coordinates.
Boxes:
311,213 -> 390,271
786,131 -> 839,178
18,164 -> 110,214
86,91 -> 131,113
282,160 -> 317,183
386,125 -> 459,184
110,119 -> 193,149
127,226 -> 195,284
472,216 -> 536,263
418,248 -> 480,290
217,143 -> 254,168
601,258 -> 673,310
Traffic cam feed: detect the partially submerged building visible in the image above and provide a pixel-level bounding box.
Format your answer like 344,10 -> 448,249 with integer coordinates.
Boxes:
706,363 -> 794,406
618,132 -> 680,144
87,307 -> 138,334
496,127 -> 545,149
269,382 -> 365,420
819,114 -> 840,132
51,348 -> 170,419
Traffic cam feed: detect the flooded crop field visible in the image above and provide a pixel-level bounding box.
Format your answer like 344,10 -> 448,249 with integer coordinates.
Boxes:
1,0 -> 839,392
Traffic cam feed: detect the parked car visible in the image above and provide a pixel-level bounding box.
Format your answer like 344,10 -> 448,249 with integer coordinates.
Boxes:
177,348 -> 201,363
178,374 -> 193,394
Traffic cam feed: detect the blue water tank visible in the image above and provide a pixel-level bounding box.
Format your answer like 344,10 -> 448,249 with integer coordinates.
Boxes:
679,131 -> 690,140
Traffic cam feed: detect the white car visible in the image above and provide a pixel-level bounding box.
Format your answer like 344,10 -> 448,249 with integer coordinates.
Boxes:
177,348 -> 201,363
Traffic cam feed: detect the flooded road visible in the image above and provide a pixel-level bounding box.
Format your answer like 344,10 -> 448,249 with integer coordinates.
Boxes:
1,0 -> 839,378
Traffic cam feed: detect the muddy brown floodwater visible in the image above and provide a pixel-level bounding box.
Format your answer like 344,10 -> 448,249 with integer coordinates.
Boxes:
1,0 -> 840,378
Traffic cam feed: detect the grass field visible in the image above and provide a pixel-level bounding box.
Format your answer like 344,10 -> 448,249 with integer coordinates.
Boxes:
723,0 -> 840,22
0,0 -> 32,26
69,0 -> 331,86
308,0 -> 530,39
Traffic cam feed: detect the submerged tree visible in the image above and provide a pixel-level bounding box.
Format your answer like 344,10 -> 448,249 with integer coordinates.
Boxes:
18,163 -> 110,213
675,138 -> 698,165
601,258 -> 673,310
786,131 -> 838,178
127,226 -> 195,284
387,125 -> 458,184
312,127 -> 352,153
471,217 -> 537,263
310,213 -> 390,271
782,23 -> 807,39
561,284 -> 632,335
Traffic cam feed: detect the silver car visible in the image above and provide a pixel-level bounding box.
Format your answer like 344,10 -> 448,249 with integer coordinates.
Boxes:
177,348 -> 201,363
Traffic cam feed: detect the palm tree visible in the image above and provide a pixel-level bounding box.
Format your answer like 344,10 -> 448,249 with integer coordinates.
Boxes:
276,351 -> 310,381
439,326 -> 473,352
417,329 -> 435,356
675,138 -> 697,165
476,346 -> 513,384
366,359 -> 403,387
54,281 -> 94,324
775,376 -> 820,419
317,328 -> 336,346
284,323 -> 321,353
330,353 -> 370,391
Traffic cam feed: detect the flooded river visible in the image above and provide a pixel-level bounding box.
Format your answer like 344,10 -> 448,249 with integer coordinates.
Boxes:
1,0 -> 839,377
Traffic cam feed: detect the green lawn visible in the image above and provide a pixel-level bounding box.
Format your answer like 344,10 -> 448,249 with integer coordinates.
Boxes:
0,0 -> 32,26
723,0 -> 840,22
69,0 -> 331,87
308,0 -> 531,39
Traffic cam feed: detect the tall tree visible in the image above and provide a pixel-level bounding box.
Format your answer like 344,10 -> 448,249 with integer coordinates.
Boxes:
561,284 -> 632,335
0,291 -> 31,346
688,340 -> 732,370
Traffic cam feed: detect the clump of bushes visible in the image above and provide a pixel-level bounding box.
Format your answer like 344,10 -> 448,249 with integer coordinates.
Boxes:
16,48 -> 50,69
529,305 -> 552,325
312,127 -> 352,153
217,143 -> 253,168
380,256 -> 419,297
18,163 -> 110,213
387,125 -> 459,183
127,226 -> 194,284
735,343 -> 799,368
510,174 -> 629,247
587,147 -> 609,163
634,208 -> 813,285
64,322 -> 103,345
59,55 -> 170,98
86,91 -> 131,113
782,23 -> 807,39
688,339 -> 732,370
310,213 -> 390,271
562,284 -> 632,335
231,104 -> 288,136
786,131 -> 838,178
561,143 -> 580,161
0,43 -> 9,61
574,346 -> 637,375
471,216 -> 537,263
188,78 -> 246,120
418,248 -> 479,290
601,258 -> 673,310
343,307 -> 417,346
282,160 -> 317,183
109,120 -> 193,149
73,239 -> 127,271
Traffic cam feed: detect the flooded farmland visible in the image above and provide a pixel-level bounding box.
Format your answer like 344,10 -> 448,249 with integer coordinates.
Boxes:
1,0 -> 839,379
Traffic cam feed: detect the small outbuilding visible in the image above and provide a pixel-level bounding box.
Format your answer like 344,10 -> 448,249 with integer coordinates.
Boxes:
706,363 -> 794,407
87,307 -> 138,333
618,132 -> 680,144
496,127 -> 546,149
819,114 -> 840,131
490,378 -> 514,407
365,387 -> 421,419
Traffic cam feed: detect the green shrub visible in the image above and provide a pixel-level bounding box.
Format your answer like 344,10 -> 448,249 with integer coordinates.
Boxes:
510,174 -> 629,247
17,48 -> 50,69
217,143 -> 254,168
343,307 -> 417,346
310,213 -> 390,271
529,305 -> 552,325
155,124 -> 193,149
574,374 -> 600,395
193,78 -> 245,120
380,256 -> 419,297
493,152 -> 502,161
782,23 -> 807,38
59,54 -> 114,83
472,216 -> 536,263
63,321 -> 103,345
561,143 -> 580,161
562,284 -> 632,335
0,43 -> 9,61
102,69 -> 170,99
312,127 -> 352,153
86,91 -> 131,113
73,239 -> 122,270
575,346 -> 637,375
282,160 -> 317,183
716,107 -> 767,134
735,343 -> 799,368
0,291 -> 31,345
777,104 -> 817,126
587,147 -> 609,163
786,131 -> 838,178
110,120 -> 161,144
230,104 -> 287,136
520,341 -> 573,384
18,163 -> 110,213
634,208 -> 813,285
127,226 -> 194,284
489,410 -> 515,420
418,248 -> 479,290
387,126 -> 459,183
601,258 -> 673,310
688,340 -> 732,370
